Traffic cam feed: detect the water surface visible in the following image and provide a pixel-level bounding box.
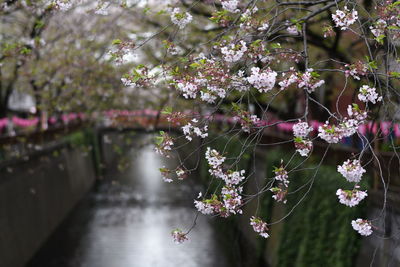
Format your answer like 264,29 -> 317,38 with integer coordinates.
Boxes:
27,135 -> 233,267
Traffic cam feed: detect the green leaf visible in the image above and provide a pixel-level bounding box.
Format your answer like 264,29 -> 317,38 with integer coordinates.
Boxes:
155,136 -> 164,145
161,106 -> 173,115
270,43 -> 282,49
34,20 -> 45,30
390,71 -> 400,78
20,47 -> 31,55
375,34 -> 386,44
112,39 -> 122,45
190,63 -> 200,69
294,136 -> 303,143
367,60 -> 378,70
388,25 -> 400,30
311,71 -> 320,78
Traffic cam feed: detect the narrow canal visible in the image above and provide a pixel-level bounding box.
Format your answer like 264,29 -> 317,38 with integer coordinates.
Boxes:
27,134 -> 237,267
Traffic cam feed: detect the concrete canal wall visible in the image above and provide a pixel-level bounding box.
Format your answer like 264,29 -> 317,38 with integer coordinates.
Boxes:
0,141 -> 96,267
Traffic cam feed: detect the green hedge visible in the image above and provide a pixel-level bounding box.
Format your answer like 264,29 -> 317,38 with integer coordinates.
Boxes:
264,149 -> 368,267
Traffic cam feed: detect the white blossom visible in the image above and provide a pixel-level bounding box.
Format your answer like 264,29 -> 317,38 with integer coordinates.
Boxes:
298,69 -> 325,93
176,81 -> 198,99
358,85 -> 382,104
293,121 -> 313,138
170,8 -> 192,29
336,188 -> 368,207
294,138 -> 313,157
221,186 -> 243,216
247,67 -> 277,93
347,104 -> 367,122
274,166 -> 289,187
351,219 -> 373,236
171,229 -> 188,243
332,6 -> 358,30
194,200 -> 215,215
225,170 -> 246,185
370,19 -> 387,38
182,119 -> 208,141
205,147 -> 225,169
200,86 -> 226,104
250,216 -> 270,238
221,40 -> 247,62
337,159 -> 366,183
121,77 -> 135,87
53,0 -> 73,11
258,23 -> 269,31
287,25 -> 299,35
279,73 -> 298,90
221,0 -> 240,13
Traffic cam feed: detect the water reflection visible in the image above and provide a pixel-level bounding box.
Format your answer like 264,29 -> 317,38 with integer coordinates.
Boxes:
27,134 -> 232,267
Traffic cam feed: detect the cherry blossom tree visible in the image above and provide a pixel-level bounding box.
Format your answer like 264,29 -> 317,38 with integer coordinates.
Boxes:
113,0 -> 399,242
3,0 -> 400,260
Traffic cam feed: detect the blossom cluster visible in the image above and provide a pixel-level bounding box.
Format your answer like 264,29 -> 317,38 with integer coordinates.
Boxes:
332,6 -> 358,30
250,216 -> 270,238
160,167 -> 187,183
286,25 -> 299,35
221,40 -> 247,63
170,8 -> 192,29
247,67 -> 277,93
351,219 -> 373,236
270,162 -> 289,204
205,147 -> 225,169
292,121 -> 313,157
344,61 -> 368,80
52,0 -> 73,11
337,159 -> 366,183
176,80 -> 198,99
370,19 -> 387,39
239,7 -> 259,29
160,167 -> 173,183
278,68 -> 325,92
317,119 -> 359,144
233,105 -> 261,133
369,2 -> 400,42
274,165 -> 289,187
318,100 -> 369,144
154,131 -> 174,158
239,114 -> 260,133
336,188 -> 368,207
347,104 -> 367,122
194,188 -> 243,217
318,123 -> 343,143
182,118 -> 208,141
121,66 -> 152,87
221,186 -> 243,216
270,185 -> 288,204
195,148 -> 245,217
176,168 -> 187,180
293,121 -> 313,138
171,229 -> 188,243
205,147 -> 245,187
297,69 -> 325,93
221,0 -> 240,13
358,85 -> 382,104
200,85 -> 226,104
174,56 -> 229,103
